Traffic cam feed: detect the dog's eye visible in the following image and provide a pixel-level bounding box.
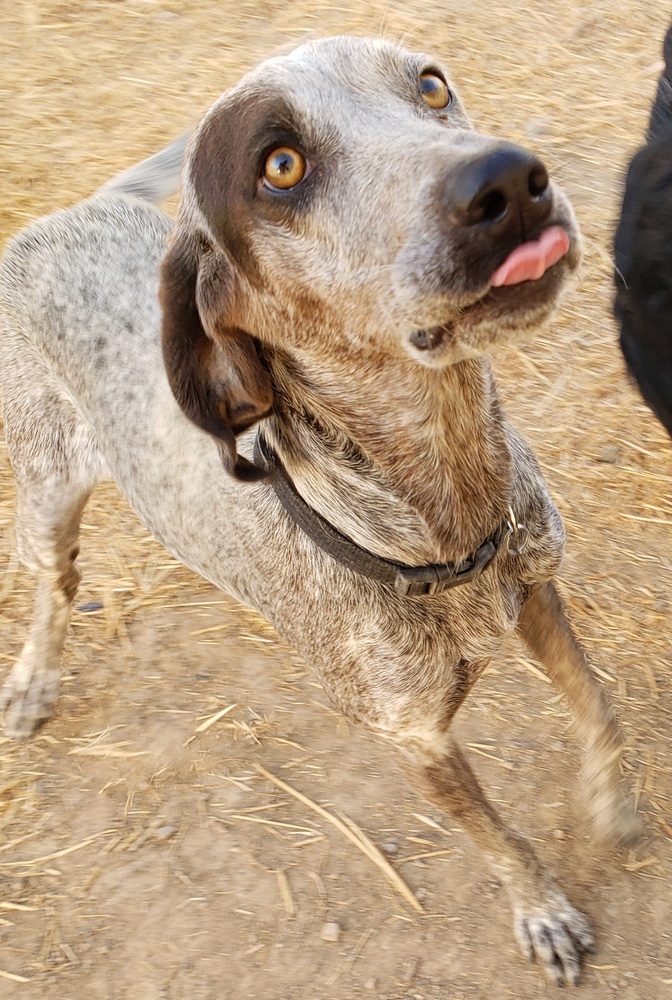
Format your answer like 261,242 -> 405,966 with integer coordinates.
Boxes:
262,147 -> 307,190
420,72 -> 452,110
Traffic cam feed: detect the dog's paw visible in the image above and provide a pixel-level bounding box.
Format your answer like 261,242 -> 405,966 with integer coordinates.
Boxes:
1,660 -> 59,739
513,893 -> 594,986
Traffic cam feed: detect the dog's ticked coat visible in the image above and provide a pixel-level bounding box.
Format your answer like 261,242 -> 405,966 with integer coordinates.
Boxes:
0,36 -> 636,985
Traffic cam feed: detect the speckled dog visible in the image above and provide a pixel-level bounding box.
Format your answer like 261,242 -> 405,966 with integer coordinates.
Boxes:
0,36 -> 636,986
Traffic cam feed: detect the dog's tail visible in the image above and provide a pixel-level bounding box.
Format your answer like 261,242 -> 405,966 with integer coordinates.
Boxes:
648,25 -> 672,143
96,132 -> 191,205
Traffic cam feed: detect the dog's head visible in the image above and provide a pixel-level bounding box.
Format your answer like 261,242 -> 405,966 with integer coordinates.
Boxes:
160,36 -> 581,476
613,22 -> 672,438
614,133 -> 672,437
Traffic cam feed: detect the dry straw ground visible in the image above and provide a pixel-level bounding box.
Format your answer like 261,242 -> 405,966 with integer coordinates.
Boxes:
1,2 -> 671,998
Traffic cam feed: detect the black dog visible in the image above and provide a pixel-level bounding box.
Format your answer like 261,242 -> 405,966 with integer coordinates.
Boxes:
614,25 -> 672,436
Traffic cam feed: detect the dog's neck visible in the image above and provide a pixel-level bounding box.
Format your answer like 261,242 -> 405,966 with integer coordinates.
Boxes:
263,346 -> 513,565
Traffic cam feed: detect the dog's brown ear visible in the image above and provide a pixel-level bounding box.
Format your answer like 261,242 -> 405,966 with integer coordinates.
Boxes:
159,231 -> 273,481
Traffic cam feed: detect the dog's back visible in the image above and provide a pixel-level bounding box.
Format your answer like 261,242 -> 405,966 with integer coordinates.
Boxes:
0,132 -> 187,404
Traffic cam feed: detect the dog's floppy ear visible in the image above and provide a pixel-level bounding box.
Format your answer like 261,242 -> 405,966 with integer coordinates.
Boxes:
159,230 -> 273,481
648,25 -> 672,142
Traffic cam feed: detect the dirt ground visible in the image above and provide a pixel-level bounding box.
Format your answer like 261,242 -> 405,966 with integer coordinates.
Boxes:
1,1 -> 672,997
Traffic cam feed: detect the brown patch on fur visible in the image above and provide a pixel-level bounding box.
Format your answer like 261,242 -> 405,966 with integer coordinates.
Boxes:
189,89 -> 306,280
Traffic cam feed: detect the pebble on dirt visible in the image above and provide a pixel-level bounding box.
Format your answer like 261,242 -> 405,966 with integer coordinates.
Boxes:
320,921 -> 341,943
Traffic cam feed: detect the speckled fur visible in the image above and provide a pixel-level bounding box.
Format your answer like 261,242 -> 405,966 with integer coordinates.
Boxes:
0,37 -> 636,985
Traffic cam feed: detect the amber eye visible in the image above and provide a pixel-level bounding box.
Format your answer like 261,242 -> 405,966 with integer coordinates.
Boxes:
420,72 -> 451,110
262,147 -> 307,190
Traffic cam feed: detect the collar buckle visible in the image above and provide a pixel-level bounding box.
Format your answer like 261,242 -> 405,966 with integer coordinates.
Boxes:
393,537 -> 499,597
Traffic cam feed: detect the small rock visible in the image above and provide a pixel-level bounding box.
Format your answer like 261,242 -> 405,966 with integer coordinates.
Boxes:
382,840 -> 399,854
154,825 -> 177,841
401,958 -> 420,984
414,887 -> 428,901
596,444 -> 621,464
524,119 -> 551,139
553,828 -> 566,840
364,978 -> 377,991
320,921 -> 341,943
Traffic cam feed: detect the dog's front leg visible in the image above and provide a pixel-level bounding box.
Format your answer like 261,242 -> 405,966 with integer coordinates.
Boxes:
517,581 -> 640,846
2,564 -> 80,738
416,736 -> 594,985
1,470 -> 92,738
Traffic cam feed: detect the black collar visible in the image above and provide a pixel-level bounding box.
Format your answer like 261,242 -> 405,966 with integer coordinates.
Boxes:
254,434 -> 508,597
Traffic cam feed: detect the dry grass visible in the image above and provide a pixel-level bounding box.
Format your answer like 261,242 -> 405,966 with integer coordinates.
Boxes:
1,1 -> 672,997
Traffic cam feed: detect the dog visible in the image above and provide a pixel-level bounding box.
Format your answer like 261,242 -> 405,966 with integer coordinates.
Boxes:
0,36 -> 637,985
614,25 -> 672,435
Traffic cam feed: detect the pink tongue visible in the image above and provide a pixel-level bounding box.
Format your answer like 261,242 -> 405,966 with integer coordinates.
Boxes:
489,226 -> 570,287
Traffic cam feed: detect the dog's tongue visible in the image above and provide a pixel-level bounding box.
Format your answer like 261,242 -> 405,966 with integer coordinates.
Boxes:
489,226 -> 570,287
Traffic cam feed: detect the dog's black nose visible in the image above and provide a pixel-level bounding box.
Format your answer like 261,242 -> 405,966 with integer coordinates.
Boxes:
446,144 -> 552,236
